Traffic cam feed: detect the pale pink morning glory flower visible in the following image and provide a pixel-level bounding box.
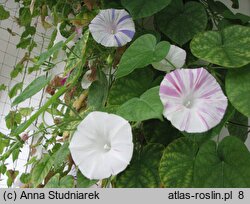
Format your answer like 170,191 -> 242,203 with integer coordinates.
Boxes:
69,111 -> 133,180
89,9 -> 135,47
159,68 -> 228,133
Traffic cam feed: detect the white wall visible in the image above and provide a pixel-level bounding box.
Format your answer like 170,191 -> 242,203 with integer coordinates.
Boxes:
0,0 -> 51,187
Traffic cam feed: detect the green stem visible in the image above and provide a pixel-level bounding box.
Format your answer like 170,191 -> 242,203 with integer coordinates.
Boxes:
12,86 -> 68,136
228,121 -> 250,128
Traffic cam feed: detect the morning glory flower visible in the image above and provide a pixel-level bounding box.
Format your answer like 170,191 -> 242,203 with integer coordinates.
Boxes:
69,111 -> 134,180
159,68 -> 228,133
152,45 -> 186,72
89,9 -> 135,47
54,23 -> 82,48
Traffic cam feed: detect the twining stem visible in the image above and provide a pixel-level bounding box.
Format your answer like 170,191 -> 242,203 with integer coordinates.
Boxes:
12,86 -> 68,136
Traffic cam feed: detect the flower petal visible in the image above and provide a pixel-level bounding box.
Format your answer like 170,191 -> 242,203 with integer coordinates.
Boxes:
81,70 -> 93,89
152,45 -> 187,72
69,111 -> 134,179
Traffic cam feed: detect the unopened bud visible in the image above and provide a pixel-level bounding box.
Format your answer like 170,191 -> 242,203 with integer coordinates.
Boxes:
21,133 -> 29,142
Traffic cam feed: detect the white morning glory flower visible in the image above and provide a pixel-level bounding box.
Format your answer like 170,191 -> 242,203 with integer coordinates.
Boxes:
89,9 -> 135,47
54,23 -> 82,48
69,111 -> 134,180
159,68 -> 228,133
54,23 -> 67,45
152,45 -> 187,72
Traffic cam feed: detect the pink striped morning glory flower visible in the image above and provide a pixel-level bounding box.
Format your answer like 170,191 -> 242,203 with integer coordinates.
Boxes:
159,68 -> 228,133
89,9 -> 135,47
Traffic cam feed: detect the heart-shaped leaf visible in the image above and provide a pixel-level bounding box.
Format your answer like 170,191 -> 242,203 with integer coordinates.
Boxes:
76,171 -> 98,188
228,110 -> 249,142
32,154 -> 54,187
121,0 -> 171,19
108,68 -> 155,105
116,34 -> 170,78
143,119 -> 181,146
156,0 -> 207,45
159,136 -> 250,187
54,142 -> 70,169
116,144 -> 164,187
194,136 -> 250,187
159,137 -> 198,187
226,66 -> 250,117
191,25 -> 250,68
116,86 -> 163,121
88,70 -> 108,109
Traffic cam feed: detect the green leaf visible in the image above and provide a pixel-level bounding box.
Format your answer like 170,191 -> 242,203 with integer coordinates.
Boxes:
17,37 -> 32,49
65,30 -> 89,74
121,0 -> 171,19
45,174 -> 60,188
194,136 -> 250,187
35,41 -> 64,66
9,82 -> 23,99
12,148 -> 20,162
19,7 -> 32,26
0,84 -> 6,92
226,66 -> 250,117
5,111 -> 22,129
31,154 -> 54,187
60,175 -> 74,188
19,107 -> 34,117
116,86 -> 163,121
228,110 -> 249,142
116,34 -> 170,78
230,0 -> 239,9
0,132 -> 10,154
12,75 -> 51,106
116,144 -> 164,187
0,5 -> 10,20
45,174 -> 74,188
159,137 -> 198,187
0,164 -> 7,174
20,173 -> 31,184
6,170 -> 19,187
191,25 -> 250,68
156,0 -> 207,45
88,71 -> 108,109
21,26 -> 36,38
0,141 -> 23,161
160,136 -> 250,187
11,63 -> 24,79
109,68 -> 155,105
54,142 -> 70,169
143,119 -> 181,146
77,171 -> 98,188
